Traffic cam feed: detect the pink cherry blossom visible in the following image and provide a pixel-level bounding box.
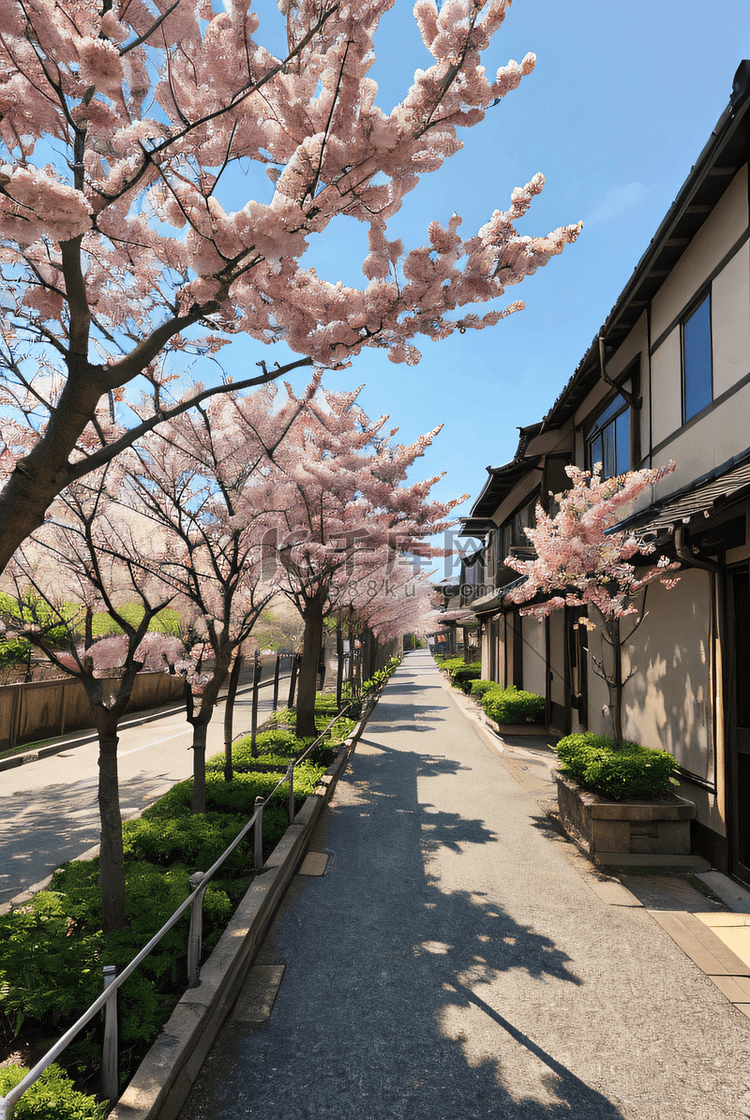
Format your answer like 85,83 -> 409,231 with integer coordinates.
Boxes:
505,462 -> 680,746
0,0 -> 580,580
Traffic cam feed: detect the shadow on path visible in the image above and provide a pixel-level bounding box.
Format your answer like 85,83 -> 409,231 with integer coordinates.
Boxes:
0,771 -> 177,906
181,698 -> 627,1120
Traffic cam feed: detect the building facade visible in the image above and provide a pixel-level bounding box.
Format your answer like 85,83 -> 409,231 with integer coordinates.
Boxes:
460,61 -> 750,881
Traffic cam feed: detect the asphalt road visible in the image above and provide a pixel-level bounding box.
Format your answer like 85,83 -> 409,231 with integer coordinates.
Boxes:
0,671 -> 289,911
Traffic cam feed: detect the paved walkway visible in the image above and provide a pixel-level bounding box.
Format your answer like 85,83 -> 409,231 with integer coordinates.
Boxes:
178,651 -> 750,1120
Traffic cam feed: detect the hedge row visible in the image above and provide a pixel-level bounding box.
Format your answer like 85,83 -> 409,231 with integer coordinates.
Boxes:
0,694 -> 356,1117
469,680 -> 545,726
438,658 -> 482,693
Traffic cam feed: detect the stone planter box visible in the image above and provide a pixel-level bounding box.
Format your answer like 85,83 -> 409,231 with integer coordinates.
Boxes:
554,770 -> 696,856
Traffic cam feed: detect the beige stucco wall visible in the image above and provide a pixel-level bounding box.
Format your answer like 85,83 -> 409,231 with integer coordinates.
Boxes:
617,166 -> 750,508
619,570 -> 713,780
656,379 -> 750,491
521,616 -> 546,698
651,165 -> 749,338
713,238 -> 750,399
581,571 -> 713,782
650,330 -> 682,451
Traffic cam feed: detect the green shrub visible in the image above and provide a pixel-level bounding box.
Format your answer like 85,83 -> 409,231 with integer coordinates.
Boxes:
269,699 -> 357,741
438,656 -> 470,676
469,679 -> 497,699
556,733 -> 678,801
0,1063 -> 105,1119
451,664 -> 482,692
123,814 -> 252,875
0,890 -> 104,1039
481,686 -> 544,725
363,657 -> 400,694
142,768 -> 325,825
205,729 -> 334,772
438,658 -> 482,693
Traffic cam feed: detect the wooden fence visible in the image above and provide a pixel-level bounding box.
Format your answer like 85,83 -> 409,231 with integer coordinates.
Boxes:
0,672 -> 186,754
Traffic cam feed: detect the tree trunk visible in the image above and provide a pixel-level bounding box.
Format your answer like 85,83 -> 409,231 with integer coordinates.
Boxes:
606,616 -> 625,750
97,715 -> 125,933
296,596 -> 324,738
190,719 -> 210,814
187,653 -> 231,812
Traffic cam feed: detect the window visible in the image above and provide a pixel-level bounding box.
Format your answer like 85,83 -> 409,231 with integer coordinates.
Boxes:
511,496 -> 539,548
682,291 -> 712,423
586,393 -> 630,478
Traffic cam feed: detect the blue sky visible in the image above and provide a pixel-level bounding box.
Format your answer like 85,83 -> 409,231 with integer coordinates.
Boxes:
222,0 -> 750,563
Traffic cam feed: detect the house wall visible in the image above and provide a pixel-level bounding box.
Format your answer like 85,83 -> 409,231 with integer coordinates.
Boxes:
639,165 -> 750,497
481,621 -> 494,682
568,168 -> 750,864
466,139 -> 750,869
619,572 -> 713,775
522,617 -> 546,699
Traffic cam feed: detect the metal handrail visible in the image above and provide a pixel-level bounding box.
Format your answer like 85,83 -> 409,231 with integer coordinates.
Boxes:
0,700 -> 355,1120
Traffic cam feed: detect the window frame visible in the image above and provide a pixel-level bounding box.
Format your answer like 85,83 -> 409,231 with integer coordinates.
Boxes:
586,388 -> 631,479
681,288 -> 713,424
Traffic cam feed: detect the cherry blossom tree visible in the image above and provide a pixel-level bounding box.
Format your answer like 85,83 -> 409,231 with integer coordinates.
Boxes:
2,475 -> 186,931
505,463 -> 680,748
262,387 -> 462,735
117,384 -> 320,812
0,0 -> 580,574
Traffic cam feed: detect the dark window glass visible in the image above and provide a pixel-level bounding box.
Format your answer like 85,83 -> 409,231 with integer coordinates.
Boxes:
683,293 -> 712,422
586,392 -> 630,479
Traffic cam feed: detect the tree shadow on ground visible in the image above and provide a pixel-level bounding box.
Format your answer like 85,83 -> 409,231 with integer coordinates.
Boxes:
0,771 -> 179,908
181,737 -> 628,1120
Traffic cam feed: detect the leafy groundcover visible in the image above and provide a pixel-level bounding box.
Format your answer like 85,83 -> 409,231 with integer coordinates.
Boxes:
0,710 -> 351,1118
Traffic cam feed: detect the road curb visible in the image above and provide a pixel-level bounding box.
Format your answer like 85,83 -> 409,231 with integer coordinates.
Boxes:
110,697 -> 375,1120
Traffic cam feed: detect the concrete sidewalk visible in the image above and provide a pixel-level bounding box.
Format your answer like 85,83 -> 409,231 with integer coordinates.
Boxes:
177,651 -> 750,1120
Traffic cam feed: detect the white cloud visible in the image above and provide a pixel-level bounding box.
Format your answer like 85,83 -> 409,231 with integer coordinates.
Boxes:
584,182 -> 647,227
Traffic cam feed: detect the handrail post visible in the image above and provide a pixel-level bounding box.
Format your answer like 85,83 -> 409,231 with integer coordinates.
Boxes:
187,872 -> 206,989
254,796 -> 265,872
250,650 -> 261,754
101,965 -> 118,1102
287,763 -> 295,824
287,653 -> 299,709
272,653 -> 281,712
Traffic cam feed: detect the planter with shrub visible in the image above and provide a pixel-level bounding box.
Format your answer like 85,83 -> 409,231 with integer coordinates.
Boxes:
553,733 -> 695,857
438,657 -> 482,693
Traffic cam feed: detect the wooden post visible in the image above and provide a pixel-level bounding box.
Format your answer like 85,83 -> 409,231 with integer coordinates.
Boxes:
223,654 -> 244,782
250,650 -> 261,756
272,652 -> 281,712
287,653 -> 299,710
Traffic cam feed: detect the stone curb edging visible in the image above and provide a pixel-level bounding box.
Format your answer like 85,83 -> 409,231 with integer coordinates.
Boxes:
109,695 -> 377,1120
433,669 -> 557,764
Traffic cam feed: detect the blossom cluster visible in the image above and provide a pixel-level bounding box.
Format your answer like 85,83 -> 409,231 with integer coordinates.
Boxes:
0,0 -> 580,372
505,463 -> 680,621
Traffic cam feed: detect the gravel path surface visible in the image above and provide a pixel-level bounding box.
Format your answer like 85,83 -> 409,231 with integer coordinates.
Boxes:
179,651 -> 750,1120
